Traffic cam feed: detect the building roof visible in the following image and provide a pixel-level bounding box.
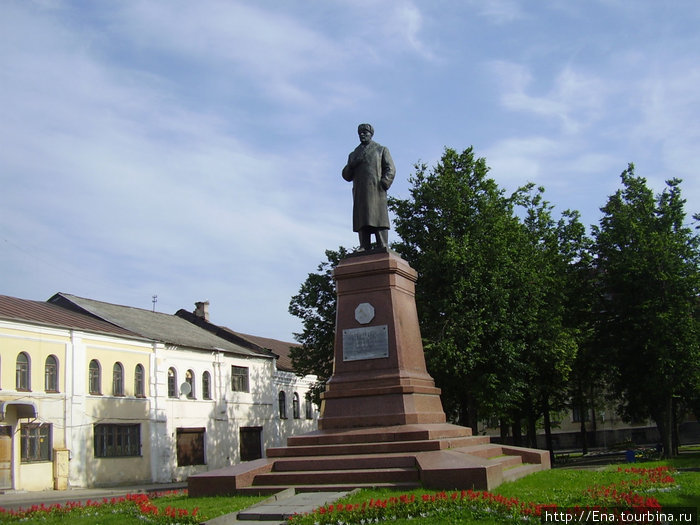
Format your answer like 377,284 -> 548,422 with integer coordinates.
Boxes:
229,331 -> 300,373
174,308 -> 297,371
175,308 -> 277,359
0,294 -> 142,338
49,293 -> 273,359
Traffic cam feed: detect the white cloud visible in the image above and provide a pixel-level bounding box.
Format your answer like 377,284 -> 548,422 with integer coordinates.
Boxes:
487,61 -> 610,134
469,0 -> 526,24
484,135 -> 622,226
485,136 -> 561,185
390,3 -> 435,60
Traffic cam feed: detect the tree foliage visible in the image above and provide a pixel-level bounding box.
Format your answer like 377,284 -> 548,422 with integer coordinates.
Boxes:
389,148 -> 526,428
512,189 -> 588,450
389,147 -> 583,441
592,164 -> 700,456
288,247 -> 348,404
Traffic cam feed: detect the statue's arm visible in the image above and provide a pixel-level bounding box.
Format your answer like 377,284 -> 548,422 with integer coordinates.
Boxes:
342,154 -> 354,181
380,147 -> 396,190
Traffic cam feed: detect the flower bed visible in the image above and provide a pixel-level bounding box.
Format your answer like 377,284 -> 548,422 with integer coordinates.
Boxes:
0,490 -> 199,524
288,466 -> 676,524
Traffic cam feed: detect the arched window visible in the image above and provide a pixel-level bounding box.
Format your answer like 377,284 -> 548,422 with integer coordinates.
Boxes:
89,359 -> 101,395
112,362 -> 124,396
185,369 -> 195,399
134,364 -> 145,397
16,352 -> 30,391
292,392 -> 300,419
305,393 -> 314,419
167,368 -> 177,398
202,371 -> 211,400
278,391 -> 287,419
45,355 -> 59,392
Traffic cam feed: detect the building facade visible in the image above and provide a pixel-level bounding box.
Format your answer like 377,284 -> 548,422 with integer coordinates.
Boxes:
0,294 -> 317,491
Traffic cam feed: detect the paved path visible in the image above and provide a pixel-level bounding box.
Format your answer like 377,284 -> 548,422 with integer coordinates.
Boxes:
204,489 -> 352,525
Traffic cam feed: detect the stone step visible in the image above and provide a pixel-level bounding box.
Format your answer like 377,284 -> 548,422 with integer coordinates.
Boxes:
456,444 -> 525,468
287,424 -> 472,447
234,481 -> 422,496
273,453 -> 417,472
254,467 -> 420,486
502,463 -> 545,483
457,443 -> 505,458
268,435 -> 489,458
484,454 -> 523,469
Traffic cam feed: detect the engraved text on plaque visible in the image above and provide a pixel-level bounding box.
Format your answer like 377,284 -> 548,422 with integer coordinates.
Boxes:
342,325 -> 389,361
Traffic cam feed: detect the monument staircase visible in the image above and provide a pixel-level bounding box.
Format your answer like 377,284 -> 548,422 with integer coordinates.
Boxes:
188,251 -> 549,497
189,423 -> 548,496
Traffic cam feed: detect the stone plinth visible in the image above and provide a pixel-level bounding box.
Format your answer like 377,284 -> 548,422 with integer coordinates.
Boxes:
319,250 -> 446,430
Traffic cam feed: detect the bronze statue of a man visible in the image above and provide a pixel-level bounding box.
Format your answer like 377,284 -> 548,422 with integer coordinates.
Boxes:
342,123 -> 396,251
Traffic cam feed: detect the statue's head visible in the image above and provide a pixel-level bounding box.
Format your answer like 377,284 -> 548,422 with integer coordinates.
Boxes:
358,123 -> 374,144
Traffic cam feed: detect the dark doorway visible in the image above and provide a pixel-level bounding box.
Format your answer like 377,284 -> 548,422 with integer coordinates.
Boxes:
176,427 -> 205,466
239,426 -> 262,461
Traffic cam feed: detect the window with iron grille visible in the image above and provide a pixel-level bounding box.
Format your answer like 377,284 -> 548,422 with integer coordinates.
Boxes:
112,362 -> 124,396
89,359 -> 101,395
20,423 -> 51,462
293,392 -> 300,419
94,424 -> 141,457
231,366 -> 249,392
134,364 -> 145,397
16,352 -> 30,391
202,371 -> 211,400
45,355 -> 59,392
278,391 -> 287,419
185,370 -> 195,399
167,368 -> 177,398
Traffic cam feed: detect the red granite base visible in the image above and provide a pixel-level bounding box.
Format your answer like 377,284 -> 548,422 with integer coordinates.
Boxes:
319,252 -> 447,429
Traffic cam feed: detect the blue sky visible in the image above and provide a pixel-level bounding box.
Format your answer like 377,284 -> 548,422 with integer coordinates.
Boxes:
2,1 -> 699,341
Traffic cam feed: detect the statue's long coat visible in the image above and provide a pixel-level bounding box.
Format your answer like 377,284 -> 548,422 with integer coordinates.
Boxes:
342,140 -> 396,232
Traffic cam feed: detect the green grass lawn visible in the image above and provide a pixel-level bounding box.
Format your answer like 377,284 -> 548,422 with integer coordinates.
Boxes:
1,451 -> 698,524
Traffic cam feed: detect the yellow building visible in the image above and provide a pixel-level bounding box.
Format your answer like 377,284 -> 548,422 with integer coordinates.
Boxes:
0,293 -> 318,491
0,295 -> 153,490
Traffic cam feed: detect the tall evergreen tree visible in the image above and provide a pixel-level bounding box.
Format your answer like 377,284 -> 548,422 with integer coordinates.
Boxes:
593,165 -> 700,457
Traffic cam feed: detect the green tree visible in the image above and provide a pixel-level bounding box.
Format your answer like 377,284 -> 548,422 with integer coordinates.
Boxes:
389,147 -> 530,430
593,164 -> 700,457
562,224 -> 606,455
512,188 -> 585,457
288,247 -> 348,404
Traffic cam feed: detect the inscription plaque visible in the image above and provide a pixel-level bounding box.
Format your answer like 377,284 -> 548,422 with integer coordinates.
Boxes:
342,325 -> 389,361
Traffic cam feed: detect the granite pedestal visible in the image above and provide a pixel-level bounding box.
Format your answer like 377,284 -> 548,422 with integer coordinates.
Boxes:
319,250 -> 445,429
